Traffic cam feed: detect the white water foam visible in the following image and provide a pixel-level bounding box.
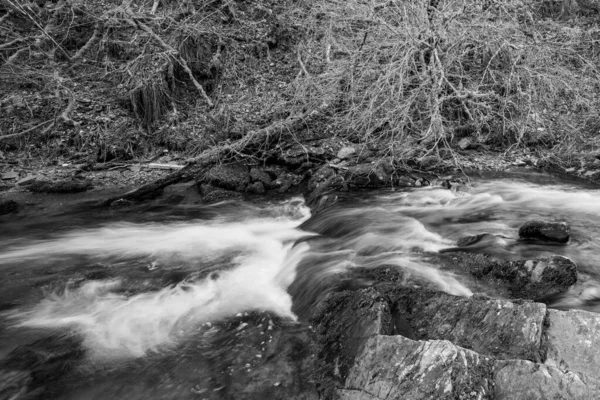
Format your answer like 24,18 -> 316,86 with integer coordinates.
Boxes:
9,201 -> 313,359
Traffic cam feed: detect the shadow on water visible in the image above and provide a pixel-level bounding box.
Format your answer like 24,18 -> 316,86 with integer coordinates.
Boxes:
2,170 -> 600,398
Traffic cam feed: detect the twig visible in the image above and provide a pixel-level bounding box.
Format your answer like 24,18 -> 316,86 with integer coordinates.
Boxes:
0,120 -> 54,141
297,46 -> 310,77
70,21 -> 104,63
0,38 -> 25,50
151,0 -> 160,14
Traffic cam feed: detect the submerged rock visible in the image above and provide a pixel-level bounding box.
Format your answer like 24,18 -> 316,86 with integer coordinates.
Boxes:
0,199 -> 18,215
519,220 -> 570,243
440,233 -> 508,254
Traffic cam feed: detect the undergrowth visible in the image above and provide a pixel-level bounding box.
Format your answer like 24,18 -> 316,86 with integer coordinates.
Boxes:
1,0 -> 600,166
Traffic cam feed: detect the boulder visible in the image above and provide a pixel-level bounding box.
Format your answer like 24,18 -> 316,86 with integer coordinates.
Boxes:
444,253 -> 577,300
338,335 -> 492,400
387,288 -> 546,361
339,334 -> 600,400
519,220 -> 570,243
544,309 -> 600,379
205,163 -> 250,191
493,359 -> 600,399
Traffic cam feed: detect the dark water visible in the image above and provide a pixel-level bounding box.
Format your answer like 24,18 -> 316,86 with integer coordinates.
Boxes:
1,171 -> 600,398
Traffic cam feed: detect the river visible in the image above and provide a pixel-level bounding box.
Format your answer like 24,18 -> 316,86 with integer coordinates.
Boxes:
1,171 -> 599,399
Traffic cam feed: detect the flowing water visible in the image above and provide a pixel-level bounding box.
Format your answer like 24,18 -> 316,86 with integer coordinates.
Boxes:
1,171 -> 600,398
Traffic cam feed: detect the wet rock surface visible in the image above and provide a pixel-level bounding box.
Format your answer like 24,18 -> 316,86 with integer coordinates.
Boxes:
444,253 -> 577,300
310,288 -> 392,396
385,288 -> 546,361
519,220 -> 571,243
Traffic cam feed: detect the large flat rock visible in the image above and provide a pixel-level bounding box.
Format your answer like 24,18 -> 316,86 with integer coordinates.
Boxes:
339,335 -> 492,400
493,359 -> 600,399
545,309 -> 600,378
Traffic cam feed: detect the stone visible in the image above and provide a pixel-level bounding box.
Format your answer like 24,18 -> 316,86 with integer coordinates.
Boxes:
16,175 -> 36,186
337,146 -> 356,160
518,220 -> 570,243
444,253 -> 577,300
388,288 -> 546,360
545,309 -> 600,379
495,255 -> 577,299
0,200 -> 18,215
493,359 -> 600,399
205,163 -> 250,191
339,335 -> 492,400
249,167 -> 272,186
458,137 -> 472,150
247,181 -> 265,194
345,163 -> 389,187
1,171 -> 18,180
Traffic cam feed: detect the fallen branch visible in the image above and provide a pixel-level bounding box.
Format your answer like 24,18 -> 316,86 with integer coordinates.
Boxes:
99,104 -> 329,205
141,163 -> 184,170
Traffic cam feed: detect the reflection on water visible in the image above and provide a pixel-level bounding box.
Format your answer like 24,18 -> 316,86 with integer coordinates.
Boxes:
2,174 -> 600,398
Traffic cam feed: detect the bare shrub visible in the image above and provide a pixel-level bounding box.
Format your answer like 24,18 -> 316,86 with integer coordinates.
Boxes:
292,0 -> 600,161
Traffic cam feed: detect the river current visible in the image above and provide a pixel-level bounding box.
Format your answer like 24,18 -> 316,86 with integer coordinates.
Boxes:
1,171 -> 599,398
